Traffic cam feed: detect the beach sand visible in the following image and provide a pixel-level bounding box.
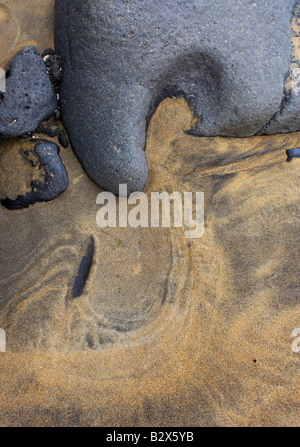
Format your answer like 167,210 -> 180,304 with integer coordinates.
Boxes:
0,0 -> 299,427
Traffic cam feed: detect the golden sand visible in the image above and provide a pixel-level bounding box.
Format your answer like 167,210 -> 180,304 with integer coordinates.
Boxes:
0,0 -> 299,427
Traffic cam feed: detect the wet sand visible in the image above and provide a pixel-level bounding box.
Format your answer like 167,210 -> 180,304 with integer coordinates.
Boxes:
0,0 -> 299,427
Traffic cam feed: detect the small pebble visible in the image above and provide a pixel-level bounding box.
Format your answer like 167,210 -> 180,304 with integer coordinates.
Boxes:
54,109 -> 61,121
36,120 -> 60,137
286,147 -> 300,162
41,48 -> 55,58
59,130 -> 69,148
20,132 -> 32,139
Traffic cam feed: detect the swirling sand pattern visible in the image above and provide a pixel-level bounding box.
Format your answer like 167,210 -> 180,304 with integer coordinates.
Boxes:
0,128 -> 192,351
0,97 -> 299,426
0,0 -> 299,427
0,225 -> 190,352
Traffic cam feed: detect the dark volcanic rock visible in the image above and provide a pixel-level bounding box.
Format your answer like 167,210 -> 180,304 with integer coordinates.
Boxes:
44,54 -> 62,93
286,147 -> 300,161
36,120 -> 60,137
55,0 -> 298,194
54,110 -> 61,121
0,46 -> 57,139
1,139 -> 68,210
72,236 -> 95,299
41,48 -> 55,58
58,130 -> 69,148
20,132 -> 33,139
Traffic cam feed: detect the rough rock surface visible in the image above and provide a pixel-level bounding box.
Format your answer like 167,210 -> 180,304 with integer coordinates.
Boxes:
0,46 -> 57,138
55,0 -> 299,194
0,138 -> 68,210
44,53 -> 62,93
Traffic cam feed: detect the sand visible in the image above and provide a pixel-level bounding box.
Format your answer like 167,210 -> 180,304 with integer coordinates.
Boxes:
0,0 -> 299,427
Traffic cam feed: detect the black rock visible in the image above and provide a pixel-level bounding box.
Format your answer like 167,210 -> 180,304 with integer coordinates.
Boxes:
54,109 -> 61,121
45,54 -> 62,93
286,147 -> 300,162
36,120 -> 60,137
1,139 -> 68,210
72,236 -> 95,299
41,48 -> 55,58
58,130 -> 69,148
0,46 -> 57,139
55,0 -> 299,194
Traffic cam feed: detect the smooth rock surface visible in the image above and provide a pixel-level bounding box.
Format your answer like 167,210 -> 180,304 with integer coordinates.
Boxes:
58,129 -> 69,148
0,138 -> 68,209
55,0 -> 299,194
286,146 -> 300,161
0,46 -> 57,138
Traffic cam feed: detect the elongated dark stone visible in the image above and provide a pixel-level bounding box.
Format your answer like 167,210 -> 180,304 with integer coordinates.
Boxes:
72,237 -> 95,299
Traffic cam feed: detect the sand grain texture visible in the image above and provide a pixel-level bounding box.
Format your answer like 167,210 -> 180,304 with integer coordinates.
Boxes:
0,0 -> 299,427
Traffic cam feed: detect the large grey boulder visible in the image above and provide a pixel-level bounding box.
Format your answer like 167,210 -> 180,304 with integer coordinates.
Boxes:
55,0 -> 299,194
